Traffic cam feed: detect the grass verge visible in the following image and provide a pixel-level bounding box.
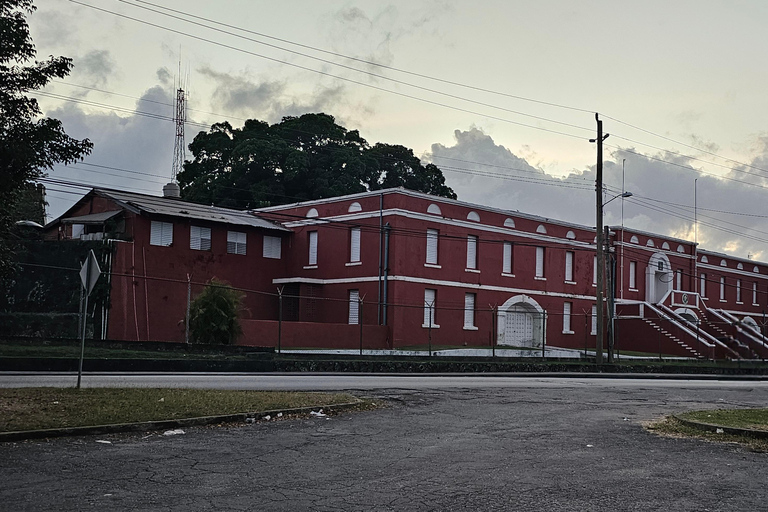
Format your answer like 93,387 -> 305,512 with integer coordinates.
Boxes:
678,408 -> 768,430
0,388 -> 361,432
646,413 -> 768,453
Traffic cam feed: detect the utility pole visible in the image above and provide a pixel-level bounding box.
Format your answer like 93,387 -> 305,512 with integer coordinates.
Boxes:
591,113 -> 609,364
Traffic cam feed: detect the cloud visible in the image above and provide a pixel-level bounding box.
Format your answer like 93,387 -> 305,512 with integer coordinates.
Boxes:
44,85 -> 176,218
70,50 -> 116,87
429,127 -> 768,260
197,66 -> 356,125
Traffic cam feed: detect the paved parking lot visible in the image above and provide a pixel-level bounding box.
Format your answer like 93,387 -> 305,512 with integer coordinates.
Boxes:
1,378 -> 767,511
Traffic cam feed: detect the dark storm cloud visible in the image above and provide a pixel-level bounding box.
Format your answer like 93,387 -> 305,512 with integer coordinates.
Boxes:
430,127 -> 768,260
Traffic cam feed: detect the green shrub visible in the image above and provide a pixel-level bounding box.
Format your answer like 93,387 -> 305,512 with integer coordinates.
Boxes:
189,279 -> 244,345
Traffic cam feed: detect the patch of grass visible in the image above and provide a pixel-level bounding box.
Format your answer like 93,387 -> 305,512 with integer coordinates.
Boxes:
678,408 -> 768,431
645,416 -> 768,453
0,388 -> 359,432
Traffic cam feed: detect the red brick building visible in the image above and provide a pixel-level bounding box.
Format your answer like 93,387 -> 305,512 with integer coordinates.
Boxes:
46,186 -> 768,359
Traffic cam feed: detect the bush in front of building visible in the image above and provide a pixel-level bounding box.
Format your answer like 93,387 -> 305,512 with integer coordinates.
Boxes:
189,279 -> 244,345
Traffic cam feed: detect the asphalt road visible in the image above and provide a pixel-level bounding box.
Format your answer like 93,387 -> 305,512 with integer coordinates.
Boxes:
1,376 -> 767,511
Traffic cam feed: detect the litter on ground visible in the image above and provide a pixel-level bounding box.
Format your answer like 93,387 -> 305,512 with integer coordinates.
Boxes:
163,429 -> 185,436
310,410 -> 327,417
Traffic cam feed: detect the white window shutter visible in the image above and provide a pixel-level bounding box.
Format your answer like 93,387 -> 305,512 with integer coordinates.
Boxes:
591,304 -> 597,334
676,270 -> 682,291
700,274 -> 706,298
563,302 -> 571,332
348,290 -> 359,324
466,235 -> 477,269
503,242 -> 512,274
753,282 -> 757,304
593,256 -> 597,284
423,289 -> 436,326
228,231 -> 247,255
262,235 -> 281,259
720,277 -> 725,300
464,293 -> 475,328
151,221 -> 173,246
426,229 -> 438,264
629,262 -> 637,289
350,228 -> 361,262
565,251 -> 573,281
308,231 -> 318,265
535,247 -> 545,277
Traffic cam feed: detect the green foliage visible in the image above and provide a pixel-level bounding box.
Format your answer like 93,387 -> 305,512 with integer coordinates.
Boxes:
178,113 -> 456,208
0,0 -> 93,278
189,279 -> 244,345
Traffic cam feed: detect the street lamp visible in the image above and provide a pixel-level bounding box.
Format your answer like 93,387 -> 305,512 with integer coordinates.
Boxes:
601,190 -> 632,364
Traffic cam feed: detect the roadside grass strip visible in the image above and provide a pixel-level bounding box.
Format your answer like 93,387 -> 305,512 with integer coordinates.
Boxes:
646,408 -> 768,452
0,388 -> 361,433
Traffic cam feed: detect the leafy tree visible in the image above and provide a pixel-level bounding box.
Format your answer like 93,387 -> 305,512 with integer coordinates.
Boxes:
0,0 -> 92,277
188,279 -> 244,345
178,113 -> 455,208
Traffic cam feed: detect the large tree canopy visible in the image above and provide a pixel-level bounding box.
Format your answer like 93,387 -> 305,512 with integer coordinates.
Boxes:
178,113 -> 456,209
0,0 -> 92,276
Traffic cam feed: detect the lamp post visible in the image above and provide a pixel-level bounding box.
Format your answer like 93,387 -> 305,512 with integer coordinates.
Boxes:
602,191 -> 632,363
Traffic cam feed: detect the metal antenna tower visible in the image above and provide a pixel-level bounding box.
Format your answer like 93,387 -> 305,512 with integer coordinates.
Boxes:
171,87 -> 186,181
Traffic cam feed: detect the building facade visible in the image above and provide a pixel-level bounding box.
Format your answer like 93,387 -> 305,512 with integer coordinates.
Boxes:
46,186 -> 768,359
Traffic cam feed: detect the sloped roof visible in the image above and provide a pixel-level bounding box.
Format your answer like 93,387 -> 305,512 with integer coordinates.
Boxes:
94,189 -> 290,232
61,210 -> 122,224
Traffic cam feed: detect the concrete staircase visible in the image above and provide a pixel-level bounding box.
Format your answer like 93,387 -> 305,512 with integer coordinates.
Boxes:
641,318 -> 704,359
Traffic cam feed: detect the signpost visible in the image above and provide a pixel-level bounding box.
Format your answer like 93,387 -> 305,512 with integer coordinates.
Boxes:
77,250 -> 101,389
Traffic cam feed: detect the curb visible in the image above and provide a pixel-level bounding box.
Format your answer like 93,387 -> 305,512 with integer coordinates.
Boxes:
672,415 -> 768,440
0,400 -> 365,443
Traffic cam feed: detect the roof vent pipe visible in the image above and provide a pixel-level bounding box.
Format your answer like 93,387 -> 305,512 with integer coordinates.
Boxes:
163,182 -> 181,199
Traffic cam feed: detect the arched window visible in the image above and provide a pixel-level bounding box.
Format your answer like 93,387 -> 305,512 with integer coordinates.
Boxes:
630,235 -> 639,244
348,202 -> 362,213
677,245 -> 685,253
504,218 -> 516,228
536,224 -> 547,234
565,230 -> 576,240
646,239 -> 655,247
427,204 -> 442,215
467,211 -> 480,222
661,242 -> 670,250
306,208 -> 319,218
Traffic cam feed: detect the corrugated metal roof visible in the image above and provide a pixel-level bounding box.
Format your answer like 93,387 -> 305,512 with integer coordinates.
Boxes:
61,210 -> 122,224
95,189 -> 290,232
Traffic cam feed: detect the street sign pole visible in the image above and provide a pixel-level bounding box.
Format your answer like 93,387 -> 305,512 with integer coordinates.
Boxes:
77,250 -> 101,389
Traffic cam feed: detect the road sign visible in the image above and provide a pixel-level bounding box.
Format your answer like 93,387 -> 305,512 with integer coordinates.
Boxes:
79,250 -> 101,296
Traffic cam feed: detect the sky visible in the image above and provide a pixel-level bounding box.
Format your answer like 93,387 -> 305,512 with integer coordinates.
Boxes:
28,0 -> 768,261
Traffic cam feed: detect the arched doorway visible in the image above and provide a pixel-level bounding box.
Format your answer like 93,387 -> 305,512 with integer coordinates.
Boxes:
646,252 -> 672,304
497,295 -> 545,348
674,307 -> 698,324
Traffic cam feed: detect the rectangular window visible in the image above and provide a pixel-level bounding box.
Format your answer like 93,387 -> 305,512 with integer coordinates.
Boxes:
593,256 -> 598,285
675,270 -> 682,291
565,251 -> 574,282
629,261 -> 637,289
423,289 -> 437,327
720,277 -> 726,301
563,302 -> 572,333
150,221 -> 173,247
308,231 -> 318,266
426,229 -> 439,265
503,242 -> 513,274
227,231 -> 247,255
262,235 -> 281,259
349,227 -> 361,263
464,293 -> 476,329
736,279 -> 742,303
466,235 -> 478,270
189,226 -> 211,251
535,247 -> 545,278
700,273 -> 706,298
753,282 -> 758,305
591,304 -> 598,335
72,223 -> 84,239
348,289 -> 359,325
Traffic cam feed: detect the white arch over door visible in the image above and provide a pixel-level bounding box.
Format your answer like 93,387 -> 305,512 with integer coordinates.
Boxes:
497,294 -> 545,348
646,252 -> 672,304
